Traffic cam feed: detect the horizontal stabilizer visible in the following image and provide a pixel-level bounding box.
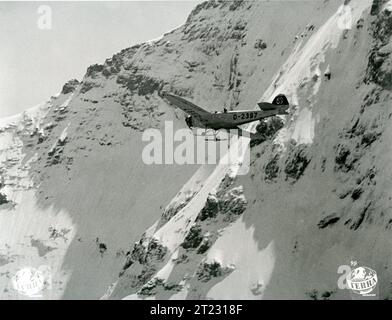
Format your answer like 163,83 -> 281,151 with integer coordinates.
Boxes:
257,102 -> 277,110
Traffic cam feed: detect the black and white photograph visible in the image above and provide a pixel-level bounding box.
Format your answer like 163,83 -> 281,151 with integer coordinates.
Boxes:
0,0 -> 391,306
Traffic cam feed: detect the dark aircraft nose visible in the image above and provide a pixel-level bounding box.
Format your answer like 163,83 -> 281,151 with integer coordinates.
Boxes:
159,91 -> 168,98
185,115 -> 193,128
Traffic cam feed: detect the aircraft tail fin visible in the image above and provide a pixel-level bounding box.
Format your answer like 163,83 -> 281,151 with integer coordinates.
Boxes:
272,94 -> 289,106
258,94 -> 289,111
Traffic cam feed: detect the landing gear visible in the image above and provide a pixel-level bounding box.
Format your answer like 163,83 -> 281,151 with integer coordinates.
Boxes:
201,129 -> 229,141
189,128 -> 223,141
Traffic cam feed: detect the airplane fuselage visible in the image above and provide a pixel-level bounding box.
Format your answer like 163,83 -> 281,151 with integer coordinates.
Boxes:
195,107 -> 288,130
160,91 -> 290,132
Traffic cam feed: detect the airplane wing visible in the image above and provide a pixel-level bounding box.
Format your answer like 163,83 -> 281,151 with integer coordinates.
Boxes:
161,92 -> 210,119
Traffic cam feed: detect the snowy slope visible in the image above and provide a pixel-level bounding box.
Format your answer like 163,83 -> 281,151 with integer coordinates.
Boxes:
107,0 -> 392,300
1,0 -> 300,299
1,0 -> 391,300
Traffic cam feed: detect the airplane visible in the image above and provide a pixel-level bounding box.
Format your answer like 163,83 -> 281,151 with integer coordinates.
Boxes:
160,91 -> 290,139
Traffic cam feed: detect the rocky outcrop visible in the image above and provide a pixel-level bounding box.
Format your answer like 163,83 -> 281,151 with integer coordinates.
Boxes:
110,173 -> 247,299
61,79 -> 80,95
196,194 -> 219,221
370,0 -> 389,15
317,214 -> 340,229
181,224 -> 203,249
3,0 -> 392,300
284,143 -> 310,181
196,261 -> 232,282
251,116 -> 284,147
254,38 -> 267,56
264,153 -> 281,182
365,4 -> 392,89
0,193 -> 9,205
196,185 -> 247,223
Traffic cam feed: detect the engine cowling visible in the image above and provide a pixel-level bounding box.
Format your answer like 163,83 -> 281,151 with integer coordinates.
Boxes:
185,115 -> 193,128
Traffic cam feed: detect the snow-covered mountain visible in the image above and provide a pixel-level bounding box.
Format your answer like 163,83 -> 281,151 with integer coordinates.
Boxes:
1,0 -> 392,299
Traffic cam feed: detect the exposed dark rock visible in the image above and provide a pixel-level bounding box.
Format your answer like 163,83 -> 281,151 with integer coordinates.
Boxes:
86,64 -> 105,78
321,291 -> 334,299
186,0 -> 221,23
196,261 -> 231,282
264,154 -> 280,181
162,194 -> 194,222
324,68 -> 332,80
197,194 -> 219,221
306,289 -> 335,300
48,227 -> 70,242
229,0 -> 245,11
80,81 -> 99,94
345,203 -> 371,230
61,79 -> 80,94
334,144 -> 353,172
185,60 -> 200,70
197,237 -> 212,254
99,243 -> 107,255
365,6 -> 392,89
306,289 -> 318,300
117,73 -> 162,96
0,193 -> 9,205
0,254 -> 13,267
146,239 -> 167,263
139,278 -> 182,296
47,145 -> 63,166
102,53 -> 123,78
163,282 -> 183,292
181,224 -> 203,249
351,188 -> 363,200
215,174 -> 235,198
173,253 -> 189,264
251,116 -> 284,147
228,51 -> 239,90
318,214 -> 340,229
219,186 -> 247,222
121,237 -> 167,277
361,131 -> 381,147
95,238 -> 107,256
139,278 -> 165,296
254,39 -> 267,55
30,238 -> 56,257
371,0 -> 389,15
123,239 -> 145,270
335,145 -> 350,164
356,18 -> 365,29
234,20 -> 246,31
231,21 -> 247,40
321,157 -> 327,172
284,144 -> 310,181
338,188 -> 351,199
37,132 -> 46,144
196,185 -> 246,223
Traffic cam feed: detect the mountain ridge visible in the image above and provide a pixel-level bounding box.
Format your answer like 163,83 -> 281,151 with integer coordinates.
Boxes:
0,0 -> 391,299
